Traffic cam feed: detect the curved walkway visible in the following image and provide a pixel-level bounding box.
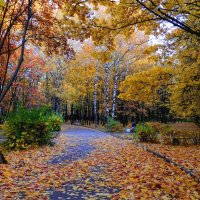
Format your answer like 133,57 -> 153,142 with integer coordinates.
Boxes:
47,125 -> 199,200
48,126 -> 119,200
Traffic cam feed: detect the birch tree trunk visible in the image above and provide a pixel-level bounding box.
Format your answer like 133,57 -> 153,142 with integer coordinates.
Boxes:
111,55 -> 120,118
104,63 -> 110,129
93,64 -> 98,127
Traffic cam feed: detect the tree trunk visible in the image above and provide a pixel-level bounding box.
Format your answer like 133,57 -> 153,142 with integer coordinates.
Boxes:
94,64 -> 98,127
0,1 -> 33,104
70,104 -> 74,124
0,152 -> 7,164
112,55 -> 120,118
104,63 -> 110,130
64,103 -> 68,122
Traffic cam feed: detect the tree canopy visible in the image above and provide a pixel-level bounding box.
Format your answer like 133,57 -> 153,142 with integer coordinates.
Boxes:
0,0 -> 199,123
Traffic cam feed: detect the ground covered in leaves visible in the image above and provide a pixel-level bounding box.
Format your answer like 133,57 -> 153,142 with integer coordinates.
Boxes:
0,125 -> 199,199
143,143 -> 200,179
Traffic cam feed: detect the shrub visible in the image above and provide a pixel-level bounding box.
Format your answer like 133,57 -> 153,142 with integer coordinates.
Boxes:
134,121 -> 200,145
160,122 -> 200,145
135,123 -> 151,142
135,123 -> 159,143
159,124 -> 173,145
147,122 -> 163,134
1,107 -> 63,150
108,117 -> 124,132
48,114 -> 63,131
132,130 -> 140,142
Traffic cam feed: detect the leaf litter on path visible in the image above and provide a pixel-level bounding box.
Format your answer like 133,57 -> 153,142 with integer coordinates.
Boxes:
0,126 -> 199,199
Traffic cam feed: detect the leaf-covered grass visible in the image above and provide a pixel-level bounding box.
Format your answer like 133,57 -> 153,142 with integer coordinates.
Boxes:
0,133 -> 72,199
142,142 -> 200,179
91,138 -> 200,199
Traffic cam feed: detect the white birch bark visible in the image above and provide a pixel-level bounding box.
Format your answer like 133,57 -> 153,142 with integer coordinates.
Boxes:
111,55 -> 120,118
104,63 -> 110,129
93,64 -> 98,127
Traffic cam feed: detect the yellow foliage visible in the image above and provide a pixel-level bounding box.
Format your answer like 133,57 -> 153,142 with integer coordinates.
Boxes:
0,0 -> 5,7
119,66 -> 173,105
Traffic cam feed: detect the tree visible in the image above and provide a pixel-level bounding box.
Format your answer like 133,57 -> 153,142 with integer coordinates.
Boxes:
119,66 -> 172,104
134,0 -> 200,36
0,0 -> 33,104
0,0 -> 96,105
110,33 -> 151,118
91,0 -> 199,122
60,46 -> 96,124
166,29 -> 200,121
92,0 -> 199,37
44,56 -> 69,114
2,49 -> 46,113
119,66 -> 173,122
58,30 -> 152,126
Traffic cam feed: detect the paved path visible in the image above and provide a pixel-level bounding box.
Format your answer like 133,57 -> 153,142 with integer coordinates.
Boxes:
48,126 -> 120,200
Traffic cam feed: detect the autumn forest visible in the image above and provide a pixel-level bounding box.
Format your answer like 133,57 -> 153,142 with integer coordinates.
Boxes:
0,0 -> 200,199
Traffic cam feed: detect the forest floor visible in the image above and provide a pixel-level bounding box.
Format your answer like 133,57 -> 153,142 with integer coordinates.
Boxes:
0,125 -> 200,199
